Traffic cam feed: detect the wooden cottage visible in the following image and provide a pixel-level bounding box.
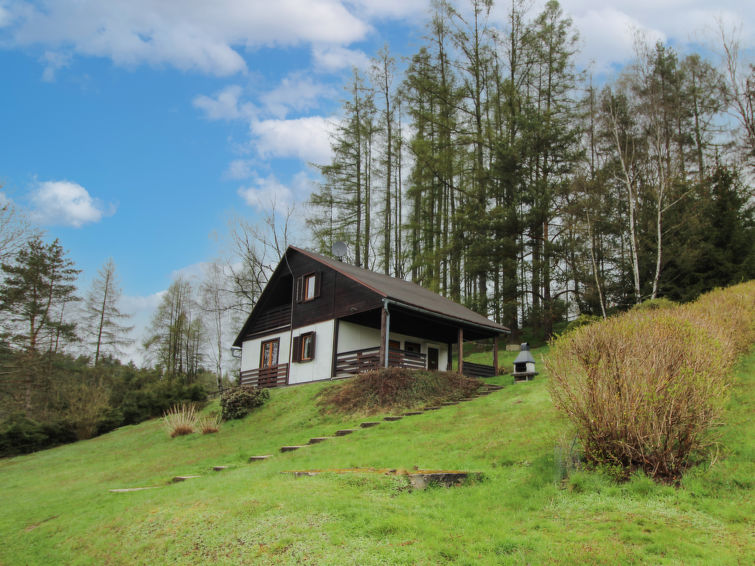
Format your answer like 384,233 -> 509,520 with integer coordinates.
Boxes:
232,246 -> 510,388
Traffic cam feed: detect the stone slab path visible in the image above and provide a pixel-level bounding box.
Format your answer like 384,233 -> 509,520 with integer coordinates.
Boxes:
109,382 -> 505,492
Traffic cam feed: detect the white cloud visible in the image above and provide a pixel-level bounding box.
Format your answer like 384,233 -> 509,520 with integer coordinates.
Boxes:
6,0 -> 370,76
224,159 -> 255,180
40,50 -> 71,82
260,73 -> 334,119
251,115 -> 335,164
487,1 -> 755,74
571,8 -> 666,72
312,45 -> 371,71
193,85 -> 256,121
238,174 -> 295,211
119,290 -> 165,314
29,180 -> 113,228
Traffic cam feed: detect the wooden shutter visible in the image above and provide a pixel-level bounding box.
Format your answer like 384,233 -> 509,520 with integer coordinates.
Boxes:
292,335 -> 301,363
295,276 -> 303,303
314,272 -> 322,299
309,332 -> 316,360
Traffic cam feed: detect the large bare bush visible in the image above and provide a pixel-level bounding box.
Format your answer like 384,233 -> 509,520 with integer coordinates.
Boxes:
547,282 -> 755,481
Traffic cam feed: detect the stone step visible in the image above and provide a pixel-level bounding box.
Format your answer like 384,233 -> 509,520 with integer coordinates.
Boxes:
171,475 -> 201,483
335,429 -> 356,436
212,466 -> 229,472
249,455 -> 272,462
383,416 -> 403,421
280,445 -> 306,453
308,437 -> 332,444
360,421 -> 380,428
403,411 -> 424,416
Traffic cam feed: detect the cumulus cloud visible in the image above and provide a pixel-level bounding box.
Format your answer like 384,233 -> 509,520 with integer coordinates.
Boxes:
260,73 -> 334,119
312,45 -> 370,71
251,115 -> 335,164
238,174 -> 294,210
40,50 -> 72,82
224,159 -> 255,180
488,1 -> 755,73
5,0 -> 370,76
193,85 -> 256,121
29,180 -> 114,228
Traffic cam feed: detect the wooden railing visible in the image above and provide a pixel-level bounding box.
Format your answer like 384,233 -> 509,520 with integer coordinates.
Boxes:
335,347 -> 427,376
247,305 -> 291,336
239,363 -> 289,388
461,361 -> 496,378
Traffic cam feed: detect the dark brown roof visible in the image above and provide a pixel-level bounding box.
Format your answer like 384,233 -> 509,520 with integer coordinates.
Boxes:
290,246 -> 509,334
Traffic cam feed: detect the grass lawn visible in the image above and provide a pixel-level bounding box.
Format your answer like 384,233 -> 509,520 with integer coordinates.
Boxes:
0,345 -> 752,565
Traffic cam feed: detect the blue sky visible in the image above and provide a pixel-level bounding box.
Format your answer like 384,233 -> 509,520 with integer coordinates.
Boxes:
0,0 -> 752,361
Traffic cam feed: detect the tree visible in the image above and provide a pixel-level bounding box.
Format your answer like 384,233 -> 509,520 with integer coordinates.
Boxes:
82,258 -> 133,365
0,237 -> 80,409
143,277 -> 203,381
0,237 -> 80,353
309,69 -> 376,267
0,190 -> 36,265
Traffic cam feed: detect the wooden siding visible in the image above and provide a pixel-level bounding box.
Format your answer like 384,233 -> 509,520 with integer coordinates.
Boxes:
239,363 -> 289,388
288,252 -> 382,329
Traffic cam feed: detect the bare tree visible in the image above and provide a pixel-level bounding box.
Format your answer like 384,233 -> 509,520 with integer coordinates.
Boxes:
82,258 -> 133,365
226,200 -> 296,314
0,189 -> 36,265
718,22 -> 755,169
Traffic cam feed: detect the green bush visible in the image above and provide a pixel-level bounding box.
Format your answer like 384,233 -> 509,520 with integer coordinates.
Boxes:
631,297 -> 677,311
0,414 -> 77,457
546,281 -> 755,482
563,314 -> 602,334
220,387 -> 270,420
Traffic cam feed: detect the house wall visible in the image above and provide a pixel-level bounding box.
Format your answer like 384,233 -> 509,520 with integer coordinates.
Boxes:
337,320 -> 449,370
240,320 -> 335,385
288,320 -> 335,384
240,330 -> 291,374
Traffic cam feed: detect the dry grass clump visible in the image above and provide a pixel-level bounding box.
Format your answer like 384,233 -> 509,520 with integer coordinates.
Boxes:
196,414 -> 221,434
320,368 -> 481,414
547,281 -> 755,482
162,403 -> 197,437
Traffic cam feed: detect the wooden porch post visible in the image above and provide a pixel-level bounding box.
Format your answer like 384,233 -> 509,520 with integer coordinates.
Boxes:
379,306 -> 387,367
447,343 -> 452,371
493,334 -> 499,375
458,327 -> 464,375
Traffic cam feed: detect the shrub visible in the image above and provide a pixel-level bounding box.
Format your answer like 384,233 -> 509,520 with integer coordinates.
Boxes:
631,297 -> 677,311
220,387 -> 270,420
162,403 -> 197,437
546,282 -> 755,482
563,314 -> 602,334
0,414 -> 77,457
320,368 -> 481,414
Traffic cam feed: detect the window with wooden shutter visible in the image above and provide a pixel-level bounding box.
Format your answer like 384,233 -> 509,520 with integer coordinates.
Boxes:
293,332 -> 315,362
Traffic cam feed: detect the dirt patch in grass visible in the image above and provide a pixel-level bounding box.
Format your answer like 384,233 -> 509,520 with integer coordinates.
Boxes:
318,368 -> 481,414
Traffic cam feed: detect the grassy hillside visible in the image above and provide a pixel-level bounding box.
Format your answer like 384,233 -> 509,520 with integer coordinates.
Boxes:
1,346 -> 753,565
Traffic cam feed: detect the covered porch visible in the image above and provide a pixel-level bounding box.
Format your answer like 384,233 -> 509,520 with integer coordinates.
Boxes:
332,300 -> 507,379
